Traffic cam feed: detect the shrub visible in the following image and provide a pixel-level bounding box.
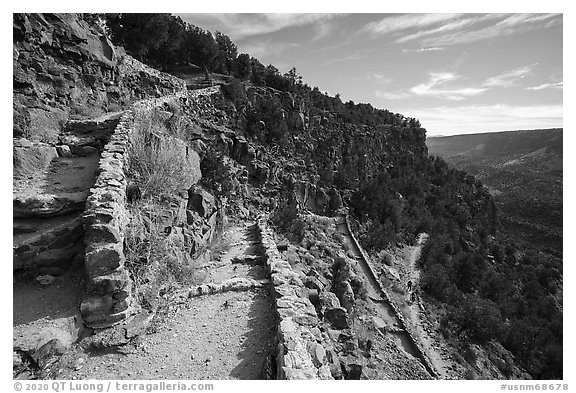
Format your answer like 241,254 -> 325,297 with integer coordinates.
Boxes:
126,108 -> 191,200
221,78 -> 248,110
125,199 -> 206,309
200,148 -> 238,197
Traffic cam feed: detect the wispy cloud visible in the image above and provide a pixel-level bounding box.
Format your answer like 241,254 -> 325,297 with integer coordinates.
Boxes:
410,72 -> 487,100
375,90 -> 411,100
484,64 -> 536,87
376,63 -> 544,102
313,17 -> 342,41
239,40 -> 299,58
396,15 -> 497,44
319,51 -> 373,67
178,13 -> 338,40
373,73 -> 393,85
409,104 -> 563,135
402,47 -> 445,53
526,81 -> 563,90
363,13 -> 462,36
418,13 -> 562,47
362,13 -> 561,47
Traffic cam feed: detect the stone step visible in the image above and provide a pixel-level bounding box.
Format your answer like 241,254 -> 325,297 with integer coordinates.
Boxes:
13,215 -> 84,273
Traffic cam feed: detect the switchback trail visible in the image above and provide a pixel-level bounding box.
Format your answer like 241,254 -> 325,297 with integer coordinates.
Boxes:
387,233 -> 459,379
334,216 -> 438,378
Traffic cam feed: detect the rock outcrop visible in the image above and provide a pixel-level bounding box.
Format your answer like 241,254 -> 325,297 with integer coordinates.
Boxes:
13,13 -> 185,143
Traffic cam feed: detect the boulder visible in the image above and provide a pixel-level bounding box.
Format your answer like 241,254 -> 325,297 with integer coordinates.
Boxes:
13,314 -> 83,357
308,342 -> 327,367
341,358 -> 363,380
13,142 -> 58,179
335,280 -> 355,312
13,216 -> 84,271
187,186 -> 215,218
125,312 -> 155,339
324,306 -> 349,329
319,291 -> 341,309
32,338 -> 67,369
56,145 -> 73,157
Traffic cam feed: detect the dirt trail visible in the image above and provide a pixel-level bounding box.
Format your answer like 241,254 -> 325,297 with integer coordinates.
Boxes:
334,218 -> 437,378
53,222 -> 278,380
390,234 -> 461,379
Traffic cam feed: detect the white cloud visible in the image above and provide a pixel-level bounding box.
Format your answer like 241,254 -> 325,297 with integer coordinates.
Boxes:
407,104 -> 563,135
375,90 -> 411,100
396,15 -> 494,44
178,13 -> 338,40
410,72 -> 487,100
484,65 -> 536,87
313,17 -> 339,41
526,81 -> 563,90
402,47 -> 445,53
418,13 -> 562,47
238,40 -> 299,58
363,13 -> 462,35
383,64 -> 545,102
362,13 -> 561,48
376,71 -> 491,101
373,73 -> 393,85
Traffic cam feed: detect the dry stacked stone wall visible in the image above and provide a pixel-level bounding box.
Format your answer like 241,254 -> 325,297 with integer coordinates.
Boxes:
81,91 -> 187,329
344,216 -> 438,378
257,217 -> 333,380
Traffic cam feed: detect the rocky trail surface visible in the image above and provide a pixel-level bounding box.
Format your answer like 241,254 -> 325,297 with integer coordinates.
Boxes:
13,111 -> 122,274
333,217 -> 438,378
13,112 -> 125,378
49,222 -> 278,380
382,234 -> 468,379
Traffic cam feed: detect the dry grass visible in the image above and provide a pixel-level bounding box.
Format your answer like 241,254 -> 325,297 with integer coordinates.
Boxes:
208,236 -> 232,261
127,108 -> 190,200
125,199 -> 206,310
69,102 -> 104,120
124,106 -> 205,310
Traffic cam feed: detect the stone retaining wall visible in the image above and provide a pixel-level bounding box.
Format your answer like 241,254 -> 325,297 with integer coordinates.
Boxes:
119,54 -> 187,93
80,89 -> 209,329
256,217 -> 333,380
343,216 -> 438,378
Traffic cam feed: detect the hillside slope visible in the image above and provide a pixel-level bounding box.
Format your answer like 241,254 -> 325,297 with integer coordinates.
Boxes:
427,129 -> 562,254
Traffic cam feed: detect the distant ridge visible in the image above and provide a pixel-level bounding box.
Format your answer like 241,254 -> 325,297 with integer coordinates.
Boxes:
427,128 -> 562,159
427,127 -> 561,139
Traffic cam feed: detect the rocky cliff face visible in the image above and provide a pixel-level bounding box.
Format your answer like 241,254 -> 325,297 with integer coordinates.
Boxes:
13,13 -> 185,143
215,85 -> 430,219
13,13 -> 187,276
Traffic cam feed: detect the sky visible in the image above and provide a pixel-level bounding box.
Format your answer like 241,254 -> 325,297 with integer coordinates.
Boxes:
177,13 -> 563,136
